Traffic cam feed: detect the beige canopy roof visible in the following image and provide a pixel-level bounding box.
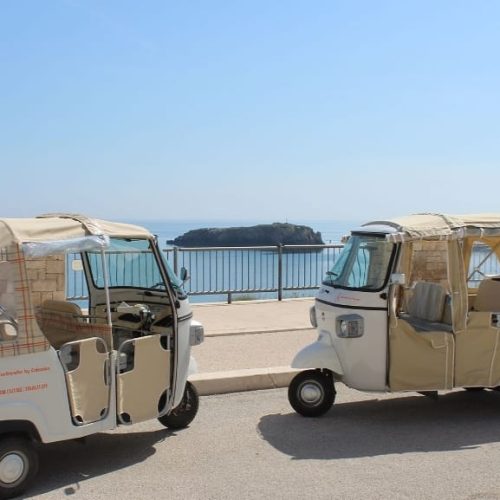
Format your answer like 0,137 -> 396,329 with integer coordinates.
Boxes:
0,213 -> 152,250
363,213 -> 500,242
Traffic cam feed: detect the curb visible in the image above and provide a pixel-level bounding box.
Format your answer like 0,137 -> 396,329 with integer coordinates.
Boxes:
204,327 -> 314,338
190,366 -> 300,396
191,297 -> 315,307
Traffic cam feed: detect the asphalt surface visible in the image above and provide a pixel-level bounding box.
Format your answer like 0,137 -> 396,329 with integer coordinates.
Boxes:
27,386 -> 500,500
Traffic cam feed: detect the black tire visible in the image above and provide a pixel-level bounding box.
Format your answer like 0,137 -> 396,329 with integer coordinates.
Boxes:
158,382 -> 199,430
0,435 -> 38,499
465,387 -> 485,392
288,370 -> 336,417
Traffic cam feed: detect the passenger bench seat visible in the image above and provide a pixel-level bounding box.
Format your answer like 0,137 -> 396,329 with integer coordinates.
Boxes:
37,300 -> 111,349
402,282 -> 452,332
473,278 -> 500,312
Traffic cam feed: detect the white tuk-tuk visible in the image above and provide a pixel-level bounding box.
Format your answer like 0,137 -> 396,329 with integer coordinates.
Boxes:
289,213 -> 500,417
0,214 -> 204,498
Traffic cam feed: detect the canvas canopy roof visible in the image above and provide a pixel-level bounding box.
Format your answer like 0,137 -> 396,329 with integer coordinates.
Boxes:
0,214 -> 152,256
362,213 -> 500,242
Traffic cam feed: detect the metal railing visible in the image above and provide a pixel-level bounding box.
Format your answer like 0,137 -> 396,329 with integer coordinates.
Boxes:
468,242 -> 500,286
65,242 -> 500,304
66,244 -> 344,303
164,244 -> 343,302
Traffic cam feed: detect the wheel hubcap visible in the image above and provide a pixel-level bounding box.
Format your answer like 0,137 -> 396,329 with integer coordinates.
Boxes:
0,453 -> 25,484
299,382 -> 324,406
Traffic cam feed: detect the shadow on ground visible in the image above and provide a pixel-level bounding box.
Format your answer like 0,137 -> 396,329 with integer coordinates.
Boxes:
258,390 -> 500,460
27,427 -> 173,497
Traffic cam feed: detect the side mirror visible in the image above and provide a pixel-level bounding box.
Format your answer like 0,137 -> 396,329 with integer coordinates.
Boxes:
0,306 -> 18,339
0,320 -> 17,339
179,267 -> 190,283
390,273 -> 406,286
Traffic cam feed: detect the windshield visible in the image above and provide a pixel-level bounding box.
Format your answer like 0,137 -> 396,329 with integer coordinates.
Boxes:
323,234 -> 395,291
159,250 -> 187,298
87,238 -> 168,291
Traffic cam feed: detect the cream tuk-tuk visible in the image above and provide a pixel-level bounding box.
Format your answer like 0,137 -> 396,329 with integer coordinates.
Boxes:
0,214 -> 204,498
289,213 -> 500,417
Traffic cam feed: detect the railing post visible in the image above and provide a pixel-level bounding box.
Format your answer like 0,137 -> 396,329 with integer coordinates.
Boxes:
228,249 -> 232,303
278,244 -> 283,301
173,246 -> 179,275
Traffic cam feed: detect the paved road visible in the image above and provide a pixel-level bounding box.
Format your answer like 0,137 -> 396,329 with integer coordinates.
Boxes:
28,386 -> 500,499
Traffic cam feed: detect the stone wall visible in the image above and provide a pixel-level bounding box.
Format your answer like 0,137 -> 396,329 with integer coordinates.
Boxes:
410,240 -> 448,284
25,256 -> 65,307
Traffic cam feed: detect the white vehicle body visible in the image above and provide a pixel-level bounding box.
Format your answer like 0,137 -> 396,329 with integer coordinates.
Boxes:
0,214 -> 204,497
290,213 -> 500,416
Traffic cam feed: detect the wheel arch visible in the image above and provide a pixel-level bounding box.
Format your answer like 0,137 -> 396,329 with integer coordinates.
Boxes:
0,421 -> 41,443
291,339 -> 343,378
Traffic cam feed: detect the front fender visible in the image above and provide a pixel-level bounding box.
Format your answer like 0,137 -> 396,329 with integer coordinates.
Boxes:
291,331 -> 343,376
187,355 -> 198,377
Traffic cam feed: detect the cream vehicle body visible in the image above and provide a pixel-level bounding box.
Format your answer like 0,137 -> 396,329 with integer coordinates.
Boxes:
0,214 -> 204,498
289,213 -> 500,417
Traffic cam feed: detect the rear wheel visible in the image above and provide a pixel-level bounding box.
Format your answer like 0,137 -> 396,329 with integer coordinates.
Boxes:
0,435 -> 38,499
158,382 -> 199,430
288,370 -> 335,417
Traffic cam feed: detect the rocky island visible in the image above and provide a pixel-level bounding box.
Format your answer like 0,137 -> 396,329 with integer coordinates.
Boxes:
167,223 -> 324,247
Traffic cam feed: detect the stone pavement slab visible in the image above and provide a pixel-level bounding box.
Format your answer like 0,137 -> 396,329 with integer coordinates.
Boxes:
189,299 -> 317,395
193,328 -> 316,373
191,297 -> 314,336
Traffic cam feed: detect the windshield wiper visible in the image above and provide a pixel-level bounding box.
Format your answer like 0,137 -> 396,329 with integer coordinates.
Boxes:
149,282 -> 166,290
325,271 -> 338,277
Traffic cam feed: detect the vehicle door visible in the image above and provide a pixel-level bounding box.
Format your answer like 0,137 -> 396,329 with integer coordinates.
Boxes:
83,238 -> 176,425
454,238 -> 500,387
321,233 -> 394,391
388,241 -> 454,392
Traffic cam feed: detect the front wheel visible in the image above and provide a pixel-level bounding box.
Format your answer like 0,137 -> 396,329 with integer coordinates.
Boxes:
158,382 -> 199,430
0,435 -> 38,499
288,370 -> 335,417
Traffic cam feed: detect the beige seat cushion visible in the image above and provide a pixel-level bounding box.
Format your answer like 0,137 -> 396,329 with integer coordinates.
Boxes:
474,279 -> 500,311
407,282 -> 447,323
37,300 -> 112,349
41,299 -> 82,316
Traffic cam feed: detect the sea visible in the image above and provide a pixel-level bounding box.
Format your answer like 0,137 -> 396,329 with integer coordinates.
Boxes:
128,219 -> 360,248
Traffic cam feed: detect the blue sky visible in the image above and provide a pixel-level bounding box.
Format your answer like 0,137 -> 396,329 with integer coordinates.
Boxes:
1,1 -> 499,223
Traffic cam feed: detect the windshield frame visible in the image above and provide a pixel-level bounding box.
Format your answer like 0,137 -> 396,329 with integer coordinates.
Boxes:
85,237 -> 173,293
159,249 -> 188,299
322,232 -> 398,292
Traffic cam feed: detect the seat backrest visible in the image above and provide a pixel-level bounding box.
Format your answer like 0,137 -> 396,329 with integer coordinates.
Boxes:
474,278 -> 500,312
37,300 -> 83,348
41,300 -> 82,317
407,282 -> 447,323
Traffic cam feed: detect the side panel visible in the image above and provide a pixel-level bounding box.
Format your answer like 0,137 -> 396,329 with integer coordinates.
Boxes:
117,335 -> 170,424
454,312 -> 500,387
0,348 -> 116,443
172,298 -> 193,408
315,287 -> 388,391
388,319 -> 454,391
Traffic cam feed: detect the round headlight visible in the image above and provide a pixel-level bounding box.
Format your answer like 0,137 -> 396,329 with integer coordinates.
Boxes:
309,306 -> 317,328
339,320 -> 349,336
